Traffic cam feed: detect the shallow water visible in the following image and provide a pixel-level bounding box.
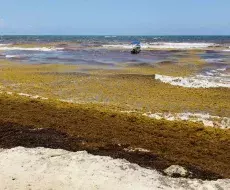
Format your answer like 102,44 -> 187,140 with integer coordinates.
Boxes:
0,35 -> 230,88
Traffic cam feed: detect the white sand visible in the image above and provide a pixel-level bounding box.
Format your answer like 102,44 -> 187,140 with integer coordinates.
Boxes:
0,147 -> 229,190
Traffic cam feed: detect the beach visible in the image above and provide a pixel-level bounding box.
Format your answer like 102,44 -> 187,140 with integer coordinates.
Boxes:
0,35 -> 230,189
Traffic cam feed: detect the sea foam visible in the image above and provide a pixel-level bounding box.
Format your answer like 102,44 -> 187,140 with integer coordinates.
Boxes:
103,42 -> 216,50
0,46 -> 63,52
5,54 -> 27,59
155,67 -> 230,88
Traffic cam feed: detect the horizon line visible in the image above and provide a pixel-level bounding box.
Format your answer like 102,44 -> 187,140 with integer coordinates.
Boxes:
1,34 -> 230,36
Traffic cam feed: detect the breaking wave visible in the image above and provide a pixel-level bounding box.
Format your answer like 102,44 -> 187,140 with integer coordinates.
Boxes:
155,68 -> 230,88
103,42 -> 217,50
5,54 -> 28,59
204,58 -> 224,63
0,46 -> 63,52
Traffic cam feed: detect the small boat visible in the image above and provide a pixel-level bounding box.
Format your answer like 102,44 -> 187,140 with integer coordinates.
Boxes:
131,41 -> 141,54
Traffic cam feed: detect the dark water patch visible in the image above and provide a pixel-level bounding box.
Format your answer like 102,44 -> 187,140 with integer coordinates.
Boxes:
46,56 -> 79,62
41,72 -> 91,77
109,74 -> 155,80
156,60 -> 176,65
0,54 -> 5,59
133,63 -> 153,67
205,50 -> 220,54
167,49 -> 187,53
200,51 -> 225,60
1,48 -> 161,65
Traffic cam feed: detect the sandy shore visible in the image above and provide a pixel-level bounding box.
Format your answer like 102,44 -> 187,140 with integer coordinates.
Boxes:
0,147 -> 229,190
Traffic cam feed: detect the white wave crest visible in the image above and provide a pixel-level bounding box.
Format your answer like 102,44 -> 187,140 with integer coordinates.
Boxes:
0,43 -> 12,47
155,73 -> 230,88
204,58 -> 224,63
103,42 -> 216,50
147,42 -> 216,49
102,44 -> 133,49
5,55 -> 18,58
5,54 -> 26,58
0,147 -> 229,190
0,46 -> 63,52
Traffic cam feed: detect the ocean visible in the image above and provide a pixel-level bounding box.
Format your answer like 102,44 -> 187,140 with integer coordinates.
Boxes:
0,35 -> 230,65
1,35 -> 230,44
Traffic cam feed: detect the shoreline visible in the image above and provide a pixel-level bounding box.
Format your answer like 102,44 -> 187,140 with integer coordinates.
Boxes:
0,122 -> 222,180
0,94 -> 229,180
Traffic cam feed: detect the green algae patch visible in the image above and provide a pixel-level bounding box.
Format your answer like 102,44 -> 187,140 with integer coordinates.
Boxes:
124,63 -> 200,77
7,42 -> 64,48
0,60 -> 15,66
0,62 -> 229,117
0,93 -> 230,179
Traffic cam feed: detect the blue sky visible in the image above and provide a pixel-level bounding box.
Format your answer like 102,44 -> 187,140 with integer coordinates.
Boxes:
0,0 -> 230,35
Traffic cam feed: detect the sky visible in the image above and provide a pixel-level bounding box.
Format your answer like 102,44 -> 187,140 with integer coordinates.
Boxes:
0,0 -> 230,35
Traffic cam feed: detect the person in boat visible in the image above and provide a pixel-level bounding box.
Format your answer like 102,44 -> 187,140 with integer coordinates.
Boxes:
131,41 -> 141,54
